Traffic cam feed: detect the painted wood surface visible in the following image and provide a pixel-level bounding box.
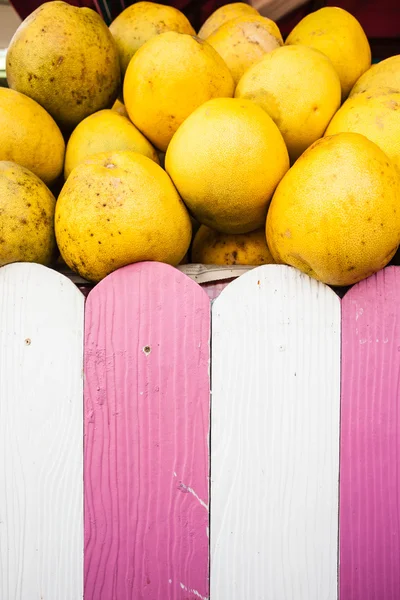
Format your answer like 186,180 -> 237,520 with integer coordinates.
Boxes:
340,266 -> 400,600
202,280 -> 232,301
0,263 -> 84,599
210,264 -> 341,600
84,262 -> 211,600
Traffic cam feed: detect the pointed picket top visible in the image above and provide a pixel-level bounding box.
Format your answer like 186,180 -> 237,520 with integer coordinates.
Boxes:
341,266 -> 400,600
0,262 -> 84,600
84,262 -> 211,600
211,264 -> 341,600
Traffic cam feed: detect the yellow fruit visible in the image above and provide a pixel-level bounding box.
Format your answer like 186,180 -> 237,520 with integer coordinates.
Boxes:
166,97 -> 289,234
0,88 -> 65,186
110,1 -> 195,77
350,55 -> 400,96
55,151 -> 192,282
206,15 -> 282,84
0,161 -> 56,266
64,109 -> 159,179
192,225 -> 274,265
7,1 -> 120,131
286,7 -> 371,99
325,89 -> 400,173
123,32 -> 234,151
198,2 -> 258,39
236,45 -> 341,162
266,133 -> 400,286
112,98 -> 130,119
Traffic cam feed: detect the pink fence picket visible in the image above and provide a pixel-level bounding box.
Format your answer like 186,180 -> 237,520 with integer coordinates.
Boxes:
341,266 -> 400,600
84,262 -> 211,600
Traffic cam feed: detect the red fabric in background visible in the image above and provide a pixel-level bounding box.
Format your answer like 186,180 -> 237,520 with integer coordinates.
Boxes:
278,0 -> 400,39
10,0 -> 400,41
10,0 -> 228,28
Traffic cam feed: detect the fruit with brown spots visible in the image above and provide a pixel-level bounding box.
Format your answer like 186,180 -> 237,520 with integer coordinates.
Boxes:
0,161 -> 56,266
192,225 -> 274,265
64,109 -> 159,179
325,89 -> 400,173
7,1 -> 120,131
266,132 -> 400,286
55,151 -> 192,282
109,1 -> 195,77
123,31 -> 234,151
0,87 -> 65,186
166,97 -> 289,234
206,15 -> 283,84
198,2 -> 259,39
350,55 -> 400,97
285,7 -> 371,99
235,45 -> 341,162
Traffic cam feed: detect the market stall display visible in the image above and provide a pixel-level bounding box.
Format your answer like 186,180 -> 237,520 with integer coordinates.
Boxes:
1,1 -> 400,598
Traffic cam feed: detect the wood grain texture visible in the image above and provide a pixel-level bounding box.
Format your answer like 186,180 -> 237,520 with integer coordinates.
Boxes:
84,262 -> 210,600
340,266 -> 400,600
211,264 -> 341,600
0,263 -> 84,599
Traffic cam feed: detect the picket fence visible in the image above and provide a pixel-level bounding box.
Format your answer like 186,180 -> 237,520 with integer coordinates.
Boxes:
0,260 -> 399,600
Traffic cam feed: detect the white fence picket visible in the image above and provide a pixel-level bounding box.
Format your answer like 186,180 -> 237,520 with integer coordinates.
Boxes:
0,263 -> 84,600
210,264 -> 341,600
